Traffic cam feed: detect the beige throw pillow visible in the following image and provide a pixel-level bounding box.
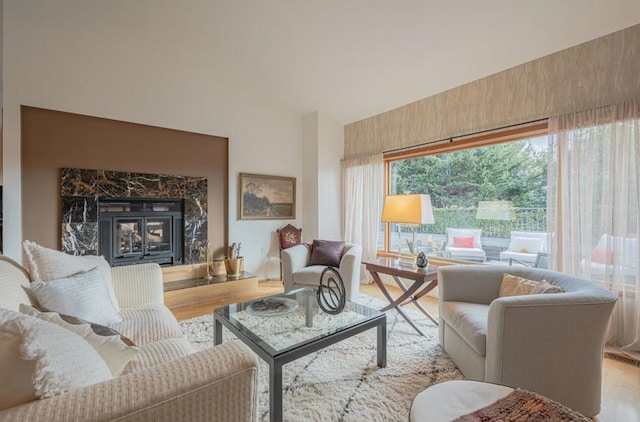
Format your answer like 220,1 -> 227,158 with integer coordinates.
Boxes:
20,304 -> 138,376
0,308 -> 112,409
499,273 -> 565,297
23,240 -> 120,313
30,267 -> 121,326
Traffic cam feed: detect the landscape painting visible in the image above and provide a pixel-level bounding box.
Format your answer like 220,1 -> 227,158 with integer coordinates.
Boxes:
239,173 -> 296,220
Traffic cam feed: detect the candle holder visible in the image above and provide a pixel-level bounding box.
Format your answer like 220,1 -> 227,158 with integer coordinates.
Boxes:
204,242 -> 213,281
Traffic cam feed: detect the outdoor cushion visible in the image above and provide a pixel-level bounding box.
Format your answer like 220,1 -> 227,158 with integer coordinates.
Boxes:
447,247 -> 487,260
453,236 -> 475,248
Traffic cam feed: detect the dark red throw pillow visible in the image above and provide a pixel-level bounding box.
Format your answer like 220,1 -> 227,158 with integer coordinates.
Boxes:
308,240 -> 345,268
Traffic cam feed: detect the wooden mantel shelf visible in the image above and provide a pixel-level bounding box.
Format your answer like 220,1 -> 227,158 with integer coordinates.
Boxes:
163,271 -> 258,313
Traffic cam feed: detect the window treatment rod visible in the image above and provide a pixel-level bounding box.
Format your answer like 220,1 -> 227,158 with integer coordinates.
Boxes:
383,117 -> 549,154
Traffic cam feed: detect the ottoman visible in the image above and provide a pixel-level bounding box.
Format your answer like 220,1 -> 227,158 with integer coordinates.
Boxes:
410,380 -> 513,422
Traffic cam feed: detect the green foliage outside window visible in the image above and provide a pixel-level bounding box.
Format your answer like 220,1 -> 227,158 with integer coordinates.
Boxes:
389,138 -> 549,238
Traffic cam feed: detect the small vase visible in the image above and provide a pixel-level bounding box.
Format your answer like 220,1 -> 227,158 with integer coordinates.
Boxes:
416,251 -> 429,268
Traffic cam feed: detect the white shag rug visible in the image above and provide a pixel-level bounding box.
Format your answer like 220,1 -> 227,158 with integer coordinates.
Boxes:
179,294 -> 462,421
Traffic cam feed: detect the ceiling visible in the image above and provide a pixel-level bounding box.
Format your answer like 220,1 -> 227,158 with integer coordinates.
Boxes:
213,0 -> 640,124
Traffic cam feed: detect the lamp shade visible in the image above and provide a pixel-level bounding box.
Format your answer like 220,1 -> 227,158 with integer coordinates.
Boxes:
476,201 -> 515,220
381,194 -> 435,225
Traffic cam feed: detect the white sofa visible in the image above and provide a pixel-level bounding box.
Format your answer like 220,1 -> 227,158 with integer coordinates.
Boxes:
281,243 -> 362,301
500,231 -> 548,265
438,265 -> 617,417
0,256 -> 259,421
445,228 -> 487,262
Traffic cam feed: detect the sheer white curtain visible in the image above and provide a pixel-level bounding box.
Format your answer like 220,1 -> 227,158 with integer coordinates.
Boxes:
342,154 -> 384,281
547,99 -> 640,361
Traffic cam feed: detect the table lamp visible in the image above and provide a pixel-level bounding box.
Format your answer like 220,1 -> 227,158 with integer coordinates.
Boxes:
381,194 -> 435,262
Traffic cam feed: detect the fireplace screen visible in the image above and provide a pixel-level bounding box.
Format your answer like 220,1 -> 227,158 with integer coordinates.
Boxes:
99,199 -> 184,267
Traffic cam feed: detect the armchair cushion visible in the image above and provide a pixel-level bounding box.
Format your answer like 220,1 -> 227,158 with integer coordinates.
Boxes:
308,239 -> 345,267
111,304 -> 184,345
441,302 -> 488,355
292,265 -> 331,286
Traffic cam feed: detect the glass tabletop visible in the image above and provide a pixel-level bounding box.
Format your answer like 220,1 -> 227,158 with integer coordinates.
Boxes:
214,288 -> 384,357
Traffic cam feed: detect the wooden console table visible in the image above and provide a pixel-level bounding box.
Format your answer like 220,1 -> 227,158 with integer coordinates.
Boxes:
363,258 -> 438,336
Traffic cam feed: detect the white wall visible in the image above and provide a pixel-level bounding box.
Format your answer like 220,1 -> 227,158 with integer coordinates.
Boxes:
302,112 -> 319,241
2,0 -> 304,279
317,112 -> 343,240
302,111 -> 343,241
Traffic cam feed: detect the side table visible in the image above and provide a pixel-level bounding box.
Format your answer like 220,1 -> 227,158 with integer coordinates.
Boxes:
363,258 -> 438,336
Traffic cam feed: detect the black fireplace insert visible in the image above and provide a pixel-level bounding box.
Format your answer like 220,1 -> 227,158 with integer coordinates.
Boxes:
98,198 -> 184,267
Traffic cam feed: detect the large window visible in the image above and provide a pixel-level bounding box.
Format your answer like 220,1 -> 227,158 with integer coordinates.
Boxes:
380,125 -> 550,263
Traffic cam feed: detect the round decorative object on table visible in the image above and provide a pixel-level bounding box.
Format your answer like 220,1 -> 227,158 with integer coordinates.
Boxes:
316,267 -> 346,314
416,251 -> 429,268
246,297 -> 299,317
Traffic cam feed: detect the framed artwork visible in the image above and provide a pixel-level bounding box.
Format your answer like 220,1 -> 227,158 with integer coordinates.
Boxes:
238,173 -> 296,220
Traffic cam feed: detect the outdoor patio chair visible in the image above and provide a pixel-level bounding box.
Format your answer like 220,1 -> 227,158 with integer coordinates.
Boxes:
500,231 -> 548,266
445,228 -> 486,262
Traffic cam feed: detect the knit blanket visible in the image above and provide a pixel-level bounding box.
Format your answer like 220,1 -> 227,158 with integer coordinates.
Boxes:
453,388 -> 590,422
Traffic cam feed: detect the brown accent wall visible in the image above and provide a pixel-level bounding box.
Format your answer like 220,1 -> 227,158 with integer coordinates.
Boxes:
21,106 -> 228,258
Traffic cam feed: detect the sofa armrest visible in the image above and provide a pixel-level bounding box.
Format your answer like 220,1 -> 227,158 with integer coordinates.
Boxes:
111,263 -> 164,308
485,292 -> 616,416
281,245 -> 310,291
339,244 -> 362,301
437,265 -> 503,305
0,342 -> 259,422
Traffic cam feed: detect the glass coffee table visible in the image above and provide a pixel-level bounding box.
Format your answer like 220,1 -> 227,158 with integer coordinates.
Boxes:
214,288 -> 386,422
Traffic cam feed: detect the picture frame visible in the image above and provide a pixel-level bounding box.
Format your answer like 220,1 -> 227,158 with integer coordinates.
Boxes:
238,173 -> 296,220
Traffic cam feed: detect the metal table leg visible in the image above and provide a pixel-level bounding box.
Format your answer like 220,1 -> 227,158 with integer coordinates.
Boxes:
214,317 -> 222,345
377,317 -> 387,367
270,361 -> 283,422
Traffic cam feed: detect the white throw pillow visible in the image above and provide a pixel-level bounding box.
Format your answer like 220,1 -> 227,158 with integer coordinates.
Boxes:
23,240 -> 120,312
20,304 -> 138,376
507,236 -> 544,254
0,308 -> 112,409
30,267 -> 122,326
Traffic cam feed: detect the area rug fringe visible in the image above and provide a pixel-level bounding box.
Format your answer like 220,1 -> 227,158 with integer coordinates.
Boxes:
179,294 -> 462,422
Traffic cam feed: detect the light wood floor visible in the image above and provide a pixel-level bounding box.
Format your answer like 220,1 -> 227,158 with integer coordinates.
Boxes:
172,280 -> 640,422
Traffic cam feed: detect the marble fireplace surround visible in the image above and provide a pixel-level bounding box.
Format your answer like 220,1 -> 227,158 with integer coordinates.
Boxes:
61,167 -> 208,265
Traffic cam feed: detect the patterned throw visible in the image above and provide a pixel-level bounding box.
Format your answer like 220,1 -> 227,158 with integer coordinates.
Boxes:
454,388 -> 591,422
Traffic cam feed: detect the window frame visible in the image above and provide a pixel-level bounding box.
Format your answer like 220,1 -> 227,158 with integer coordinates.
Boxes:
380,122 -> 549,262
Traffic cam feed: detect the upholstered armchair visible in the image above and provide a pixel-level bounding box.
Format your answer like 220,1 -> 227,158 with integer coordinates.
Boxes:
438,265 -> 617,417
281,242 -> 362,301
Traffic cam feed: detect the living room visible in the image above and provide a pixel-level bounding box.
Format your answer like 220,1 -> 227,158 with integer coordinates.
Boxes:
1,1 -> 640,421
